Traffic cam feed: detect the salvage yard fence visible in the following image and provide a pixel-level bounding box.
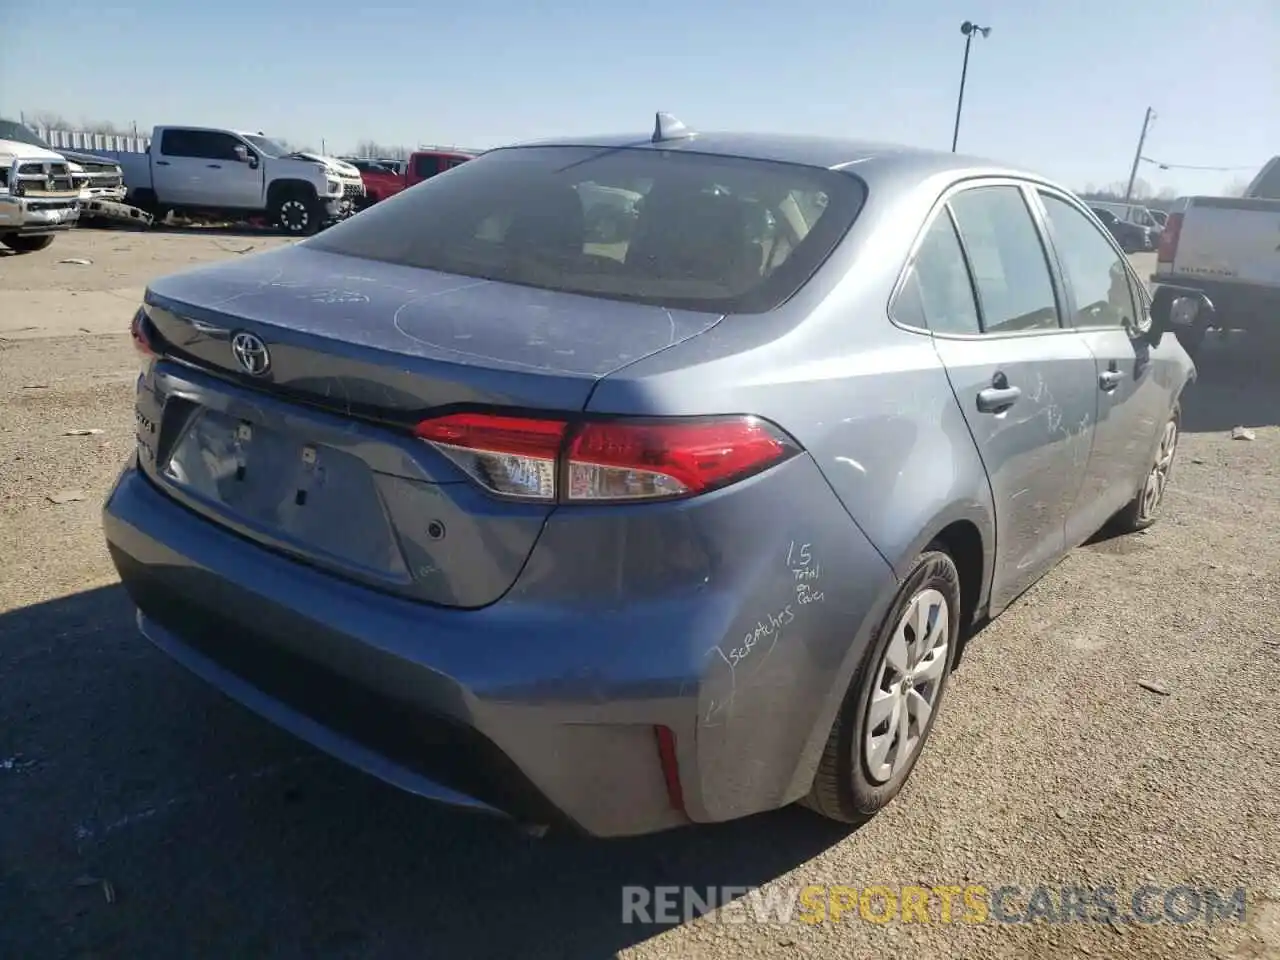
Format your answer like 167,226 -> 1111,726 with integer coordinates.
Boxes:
35,126 -> 151,154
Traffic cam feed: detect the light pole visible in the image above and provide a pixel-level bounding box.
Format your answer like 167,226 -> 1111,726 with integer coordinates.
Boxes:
951,20 -> 992,153
1123,107 -> 1156,202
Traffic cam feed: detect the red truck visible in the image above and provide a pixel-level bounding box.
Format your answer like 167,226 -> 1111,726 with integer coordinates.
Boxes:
345,148 -> 476,208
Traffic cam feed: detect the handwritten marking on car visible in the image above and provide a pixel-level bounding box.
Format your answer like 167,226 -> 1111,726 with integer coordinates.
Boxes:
789,541 -> 825,604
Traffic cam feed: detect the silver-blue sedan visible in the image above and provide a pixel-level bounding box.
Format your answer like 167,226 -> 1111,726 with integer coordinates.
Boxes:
102,116 -> 1212,837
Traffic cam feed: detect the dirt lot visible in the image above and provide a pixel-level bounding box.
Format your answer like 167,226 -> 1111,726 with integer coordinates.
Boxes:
2,231 -> 1279,960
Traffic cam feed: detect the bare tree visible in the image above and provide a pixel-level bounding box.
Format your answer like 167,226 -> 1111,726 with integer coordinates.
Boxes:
353,139 -> 410,160
26,110 -> 72,130
80,118 -> 133,136
1222,177 -> 1250,197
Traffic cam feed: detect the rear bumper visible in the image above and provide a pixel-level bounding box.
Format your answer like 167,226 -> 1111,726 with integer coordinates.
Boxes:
0,194 -> 79,234
103,455 -> 897,837
1151,274 -> 1280,328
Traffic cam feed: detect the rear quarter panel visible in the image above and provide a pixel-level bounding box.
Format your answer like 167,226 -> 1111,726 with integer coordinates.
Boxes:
583,163 -> 999,814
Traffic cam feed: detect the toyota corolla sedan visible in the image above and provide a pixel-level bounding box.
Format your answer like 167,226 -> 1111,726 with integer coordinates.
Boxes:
102,116 -> 1210,837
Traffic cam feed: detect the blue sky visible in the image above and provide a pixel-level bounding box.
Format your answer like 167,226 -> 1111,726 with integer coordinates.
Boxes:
2,0 -> 1275,195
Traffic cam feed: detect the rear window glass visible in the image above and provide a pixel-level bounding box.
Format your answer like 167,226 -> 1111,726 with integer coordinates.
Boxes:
1248,159 -> 1280,199
305,145 -> 866,313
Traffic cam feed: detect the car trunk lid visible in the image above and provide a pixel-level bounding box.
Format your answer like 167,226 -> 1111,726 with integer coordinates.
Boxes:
136,243 -> 722,607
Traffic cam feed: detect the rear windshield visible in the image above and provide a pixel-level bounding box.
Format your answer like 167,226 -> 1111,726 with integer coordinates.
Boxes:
1247,159 -> 1280,199
306,145 -> 866,313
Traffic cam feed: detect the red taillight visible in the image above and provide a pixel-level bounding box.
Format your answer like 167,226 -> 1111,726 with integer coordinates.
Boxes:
130,308 -> 156,358
1157,212 -> 1183,263
413,411 -> 799,503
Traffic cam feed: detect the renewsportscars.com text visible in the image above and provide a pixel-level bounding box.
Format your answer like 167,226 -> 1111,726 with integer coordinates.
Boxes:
621,884 -> 1248,926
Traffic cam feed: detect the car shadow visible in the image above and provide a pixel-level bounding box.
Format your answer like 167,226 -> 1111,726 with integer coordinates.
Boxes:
76,223 -> 281,241
1179,330 -> 1280,434
0,585 -> 855,960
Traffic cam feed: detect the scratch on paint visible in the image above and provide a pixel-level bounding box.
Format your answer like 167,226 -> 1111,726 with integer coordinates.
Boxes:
389,282 -> 589,375
704,647 -> 737,728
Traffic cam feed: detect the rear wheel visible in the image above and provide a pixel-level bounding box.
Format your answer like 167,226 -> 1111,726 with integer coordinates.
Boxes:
804,548 -> 961,824
1,234 -> 55,254
1112,407 -> 1179,533
271,191 -> 320,236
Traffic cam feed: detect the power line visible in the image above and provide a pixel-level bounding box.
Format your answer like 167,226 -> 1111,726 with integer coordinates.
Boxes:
1140,156 -> 1254,172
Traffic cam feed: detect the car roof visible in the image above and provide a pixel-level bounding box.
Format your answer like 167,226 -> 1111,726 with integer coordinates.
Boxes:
496,130 -> 1061,190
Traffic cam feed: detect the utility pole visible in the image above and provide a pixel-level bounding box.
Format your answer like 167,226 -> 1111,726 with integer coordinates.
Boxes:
1124,107 -> 1155,202
952,21 -> 992,153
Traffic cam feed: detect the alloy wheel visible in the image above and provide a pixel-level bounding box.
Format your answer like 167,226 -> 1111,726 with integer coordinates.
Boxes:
1143,418 -> 1178,518
280,199 -> 310,233
864,587 -> 950,783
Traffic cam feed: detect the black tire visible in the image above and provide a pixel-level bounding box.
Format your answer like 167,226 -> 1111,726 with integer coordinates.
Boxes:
271,191 -> 320,236
803,547 -> 962,824
1,234 -> 55,254
1111,404 -> 1180,534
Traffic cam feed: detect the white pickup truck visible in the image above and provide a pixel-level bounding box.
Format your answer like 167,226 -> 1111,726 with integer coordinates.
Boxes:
1151,156 -> 1280,353
99,125 -> 364,235
0,118 -> 81,254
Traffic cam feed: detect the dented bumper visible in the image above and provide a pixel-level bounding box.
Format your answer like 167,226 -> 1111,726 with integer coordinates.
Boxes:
102,447 -> 896,837
0,193 -> 79,234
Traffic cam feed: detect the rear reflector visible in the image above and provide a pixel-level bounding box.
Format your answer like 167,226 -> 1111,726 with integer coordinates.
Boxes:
413,411 -> 799,503
653,725 -> 685,812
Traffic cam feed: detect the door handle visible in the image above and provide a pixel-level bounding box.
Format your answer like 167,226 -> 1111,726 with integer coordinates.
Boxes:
1099,369 -> 1124,391
155,160 -> 170,166
976,385 -> 1022,414
206,163 -> 222,169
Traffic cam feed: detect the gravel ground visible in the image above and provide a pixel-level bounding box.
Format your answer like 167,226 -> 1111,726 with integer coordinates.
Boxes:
1,233 -> 1278,960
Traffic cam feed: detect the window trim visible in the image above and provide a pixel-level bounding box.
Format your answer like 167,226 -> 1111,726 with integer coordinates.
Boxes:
888,175 -> 1073,341
1029,185 -> 1151,333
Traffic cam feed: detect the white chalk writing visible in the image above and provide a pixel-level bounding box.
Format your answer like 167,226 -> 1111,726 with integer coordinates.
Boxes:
787,541 -> 825,604
725,605 -> 795,668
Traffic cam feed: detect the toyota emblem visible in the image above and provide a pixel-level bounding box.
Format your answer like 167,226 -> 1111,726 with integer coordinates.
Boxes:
231,331 -> 271,376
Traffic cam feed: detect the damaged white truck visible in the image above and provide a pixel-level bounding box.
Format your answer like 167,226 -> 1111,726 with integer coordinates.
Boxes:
0,118 -> 81,254
100,126 -> 364,235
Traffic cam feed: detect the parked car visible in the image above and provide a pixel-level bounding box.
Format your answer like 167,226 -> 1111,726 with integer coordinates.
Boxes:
1150,156 -> 1280,354
1090,206 -> 1151,253
1090,201 -> 1163,249
95,126 -> 359,234
0,118 -> 81,253
344,158 -> 411,207
103,117 -> 1212,838
345,148 -> 476,207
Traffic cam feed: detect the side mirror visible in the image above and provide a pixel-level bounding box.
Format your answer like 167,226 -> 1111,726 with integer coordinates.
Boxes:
1148,284 -> 1214,349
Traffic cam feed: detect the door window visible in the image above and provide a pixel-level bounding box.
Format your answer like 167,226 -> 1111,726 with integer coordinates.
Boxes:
892,211 -> 981,335
1039,192 -> 1139,329
159,129 -> 244,161
413,155 -> 443,179
948,186 -> 1062,334
159,129 -> 198,157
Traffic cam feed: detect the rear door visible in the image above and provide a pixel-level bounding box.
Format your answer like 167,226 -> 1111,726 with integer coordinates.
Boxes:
918,181 -> 1099,612
153,128 -> 203,204
1034,188 -> 1171,542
